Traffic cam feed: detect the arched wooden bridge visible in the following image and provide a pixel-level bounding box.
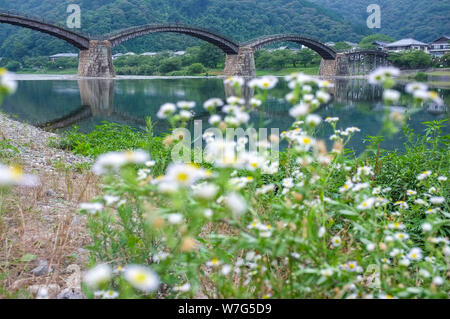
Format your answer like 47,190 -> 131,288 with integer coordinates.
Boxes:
0,11 -> 90,49
105,24 -> 240,55
244,34 -> 336,60
0,9 -> 387,77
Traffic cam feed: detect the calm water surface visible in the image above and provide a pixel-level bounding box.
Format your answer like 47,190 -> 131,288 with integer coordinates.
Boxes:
2,77 -> 449,154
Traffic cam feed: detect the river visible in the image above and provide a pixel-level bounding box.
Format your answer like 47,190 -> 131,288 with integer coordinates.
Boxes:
1,75 -> 449,154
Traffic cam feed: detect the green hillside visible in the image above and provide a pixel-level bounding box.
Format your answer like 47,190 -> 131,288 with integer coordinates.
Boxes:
0,0 -> 367,59
309,0 -> 450,42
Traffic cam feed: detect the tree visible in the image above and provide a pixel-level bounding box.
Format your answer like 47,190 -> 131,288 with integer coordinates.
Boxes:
333,42 -> 353,52
297,49 -> 317,67
187,63 -> 206,74
5,60 -> 21,71
388,50 -> 433,69
359,34 -> 394,49
197,43 -> 224,68
158,58 -> 181,74
255,50 -> 272,69
437,53 -> 450,67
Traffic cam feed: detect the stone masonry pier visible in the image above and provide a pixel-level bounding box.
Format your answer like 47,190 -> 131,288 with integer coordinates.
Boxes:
78,41 -> 115,77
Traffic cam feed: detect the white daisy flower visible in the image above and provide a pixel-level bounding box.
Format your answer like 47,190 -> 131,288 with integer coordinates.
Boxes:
157,103 -> 176,119
123,265 -> 159,293
83,264 -> 112,289
407,248 -> 423,261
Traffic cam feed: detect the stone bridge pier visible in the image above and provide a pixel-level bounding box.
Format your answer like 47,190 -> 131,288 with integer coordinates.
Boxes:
318,53 -> 350,77
224,46 -> 256,77
78,40 -> 116,78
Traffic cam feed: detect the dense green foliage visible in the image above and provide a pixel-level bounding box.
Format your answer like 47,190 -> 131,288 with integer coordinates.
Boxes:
0,0 -> 365,61
359,34 -> 395,49
54,120 -> 170,176
388,50 -> 434,69
1,44 -> 322,75
310,0 -> 450,42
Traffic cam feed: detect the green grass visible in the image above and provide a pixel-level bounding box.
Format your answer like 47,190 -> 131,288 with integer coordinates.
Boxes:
17,68 -> 78,75
16,66 -> 320,77
51,120 -> 171,176
426,70 -> 450,76
256,66 -> 319,76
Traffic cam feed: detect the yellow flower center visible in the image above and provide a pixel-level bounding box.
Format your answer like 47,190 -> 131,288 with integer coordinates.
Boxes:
176,172 -> 189,183
124,151 -> 135,161
303,138 -> 311,145
133,272 -> 148,284
211,258 -> 218,265
429,91 -> 438,99
9,166 -> 23,180
411,253 -> 417,259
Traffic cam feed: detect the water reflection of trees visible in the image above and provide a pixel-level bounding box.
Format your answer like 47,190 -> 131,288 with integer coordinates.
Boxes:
3,78 -> 448,136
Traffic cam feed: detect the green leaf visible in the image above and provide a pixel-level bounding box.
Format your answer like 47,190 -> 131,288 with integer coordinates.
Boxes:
20,253 -> 36,262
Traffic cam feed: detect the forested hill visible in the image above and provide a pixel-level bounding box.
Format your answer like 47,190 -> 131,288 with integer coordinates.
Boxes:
0,0 -> 367,59
309,0 -> 450,42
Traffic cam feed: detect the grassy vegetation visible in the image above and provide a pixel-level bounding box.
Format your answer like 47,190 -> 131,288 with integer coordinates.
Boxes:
16,68 -> 78,75
426,70 -> 450,76
256,66 -> 319,76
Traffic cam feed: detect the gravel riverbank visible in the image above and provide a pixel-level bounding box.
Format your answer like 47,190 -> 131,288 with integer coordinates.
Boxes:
0,113 -> 98,299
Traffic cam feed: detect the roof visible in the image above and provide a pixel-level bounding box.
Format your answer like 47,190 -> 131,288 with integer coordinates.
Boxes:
431,35 -> 450,43
373,41 -> 390,46
386,39 -> 428,47
49,53 -> 78,58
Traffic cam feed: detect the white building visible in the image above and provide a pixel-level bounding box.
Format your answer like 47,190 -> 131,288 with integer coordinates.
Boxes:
429,36 -> 450,57
49,53 -> 78,62
112,53 -> 124,59
385,39 -> 429,53
141,52 -> 157,56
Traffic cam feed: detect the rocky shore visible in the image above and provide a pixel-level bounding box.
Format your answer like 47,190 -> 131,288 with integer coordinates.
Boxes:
0,113 -> 97,299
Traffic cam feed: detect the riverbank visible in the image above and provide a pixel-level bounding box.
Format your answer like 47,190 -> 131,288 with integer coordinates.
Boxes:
0,112 -> 96,298
16,66 -> 320,77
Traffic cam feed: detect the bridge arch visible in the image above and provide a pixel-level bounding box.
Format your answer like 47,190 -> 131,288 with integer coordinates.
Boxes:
0,11 -> 90,49
246,35 -> 336,60
106,24 -> 239,54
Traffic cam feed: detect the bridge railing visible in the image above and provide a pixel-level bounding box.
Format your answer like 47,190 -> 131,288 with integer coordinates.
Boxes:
241,34 -> 337,50
343,49 -> 388,56
102,22 -> 237,44
0,8 -> 91,39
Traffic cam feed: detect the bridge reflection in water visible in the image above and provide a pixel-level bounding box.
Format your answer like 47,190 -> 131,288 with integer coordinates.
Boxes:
33,78 -> 445,131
